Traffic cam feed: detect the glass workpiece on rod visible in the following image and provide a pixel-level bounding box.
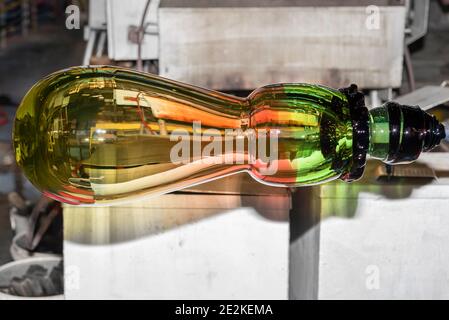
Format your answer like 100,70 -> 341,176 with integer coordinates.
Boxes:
13,66 -> 446,205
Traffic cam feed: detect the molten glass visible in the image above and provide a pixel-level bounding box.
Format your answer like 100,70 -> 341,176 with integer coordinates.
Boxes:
13,66 -> 445,205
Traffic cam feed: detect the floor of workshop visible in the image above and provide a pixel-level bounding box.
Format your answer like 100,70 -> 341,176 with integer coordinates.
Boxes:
0,2 -> 448,267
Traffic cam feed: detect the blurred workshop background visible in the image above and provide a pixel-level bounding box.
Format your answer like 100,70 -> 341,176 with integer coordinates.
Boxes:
0,0 -> 449,299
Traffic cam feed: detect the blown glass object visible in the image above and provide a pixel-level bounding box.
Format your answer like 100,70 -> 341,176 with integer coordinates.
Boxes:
13,66 -> 445,205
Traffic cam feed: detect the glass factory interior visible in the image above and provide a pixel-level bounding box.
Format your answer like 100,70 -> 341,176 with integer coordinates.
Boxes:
0,0 -> 449,300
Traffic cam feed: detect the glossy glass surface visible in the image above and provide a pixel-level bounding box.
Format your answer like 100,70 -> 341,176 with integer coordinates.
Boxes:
13,66 -> 353,205
368,106 -> 390,161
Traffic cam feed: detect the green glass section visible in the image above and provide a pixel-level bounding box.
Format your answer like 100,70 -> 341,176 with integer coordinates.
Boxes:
368,106 -> 390,161
248,83 -> 353,186
13,66 -> 354,205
